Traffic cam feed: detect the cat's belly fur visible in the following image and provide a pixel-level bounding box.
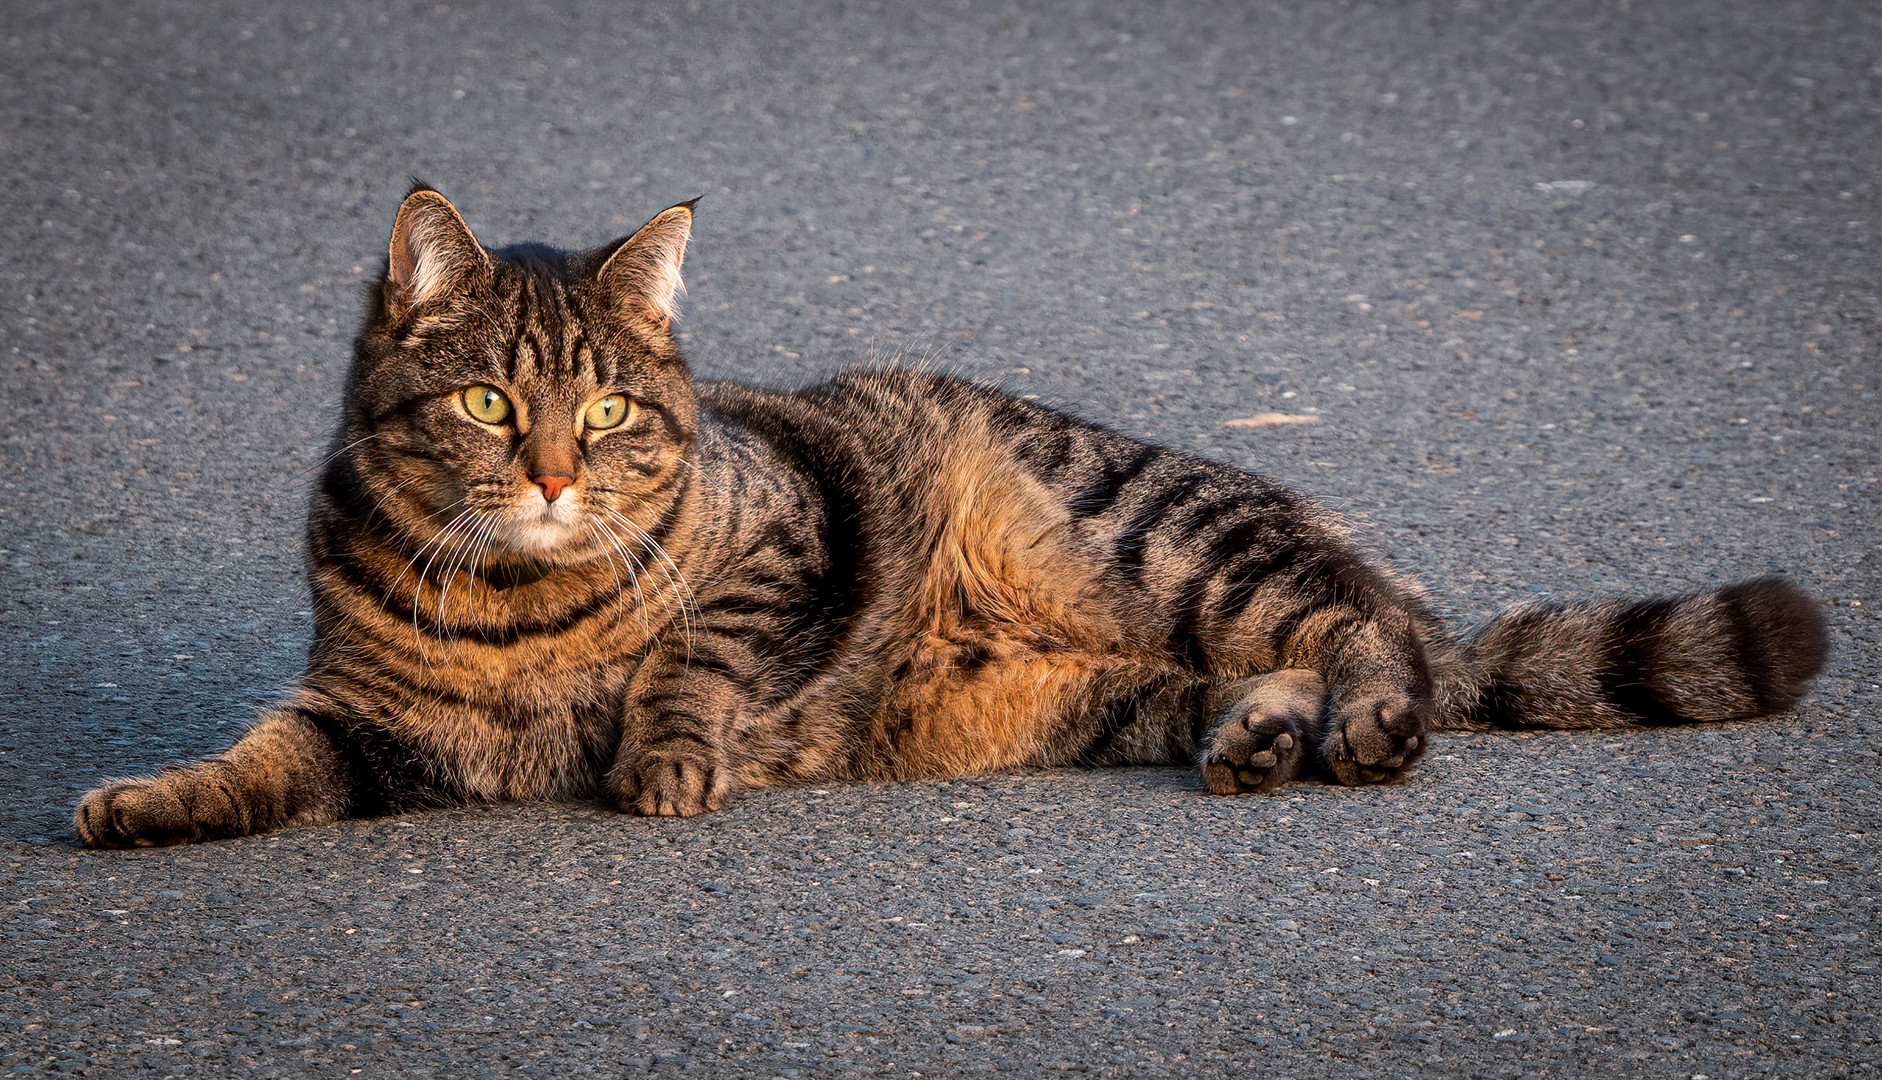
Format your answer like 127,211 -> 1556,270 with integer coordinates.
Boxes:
857,443 -> 1151,778
685,396 -> 1227,784
400,692 -> 614,802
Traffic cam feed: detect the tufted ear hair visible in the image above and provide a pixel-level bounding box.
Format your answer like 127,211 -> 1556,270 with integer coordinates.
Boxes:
385,183 -> 488,317
595,201 -> 695,334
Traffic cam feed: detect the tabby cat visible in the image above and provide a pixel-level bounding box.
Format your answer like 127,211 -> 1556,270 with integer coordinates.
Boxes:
75,186 -> 1829,848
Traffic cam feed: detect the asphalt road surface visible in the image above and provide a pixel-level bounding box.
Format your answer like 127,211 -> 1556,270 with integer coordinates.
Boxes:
2,1 -> 1877,1077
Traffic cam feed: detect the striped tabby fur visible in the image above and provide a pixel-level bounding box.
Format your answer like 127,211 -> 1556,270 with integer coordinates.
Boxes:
75,187 -> 1829,847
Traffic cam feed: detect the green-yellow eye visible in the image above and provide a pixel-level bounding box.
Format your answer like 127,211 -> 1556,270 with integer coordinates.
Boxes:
584,394 -> 633,431
462,385 -> 512,424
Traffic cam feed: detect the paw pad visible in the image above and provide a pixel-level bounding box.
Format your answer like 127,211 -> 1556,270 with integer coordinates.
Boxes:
1203,670 -> 1323,795
1326,692 -> 1428,786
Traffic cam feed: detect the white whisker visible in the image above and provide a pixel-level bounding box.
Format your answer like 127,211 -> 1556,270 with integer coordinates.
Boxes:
437,509 -> 502,644
585,517 -> 653,641
404,506 -> 484,666
603,506 -> 697,657
392,498 -> 473,582
296,431 -> 390,481
402,504 -> 479,605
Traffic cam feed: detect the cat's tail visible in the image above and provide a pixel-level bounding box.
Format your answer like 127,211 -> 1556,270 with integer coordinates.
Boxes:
1428,577 -> 1829,731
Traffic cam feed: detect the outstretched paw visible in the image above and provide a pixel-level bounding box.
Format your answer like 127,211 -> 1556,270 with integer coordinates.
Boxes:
1203,669 -> 1323,795
613,747 -> 731,818
76,774 -> 225,849
1325,689 -> 1426,785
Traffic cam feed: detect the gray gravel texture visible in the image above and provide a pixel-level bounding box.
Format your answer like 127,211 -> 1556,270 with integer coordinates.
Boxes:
2,0 -> 1877,1077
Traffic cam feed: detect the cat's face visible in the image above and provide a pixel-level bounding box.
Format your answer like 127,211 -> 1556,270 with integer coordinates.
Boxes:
340,187 -> 698,572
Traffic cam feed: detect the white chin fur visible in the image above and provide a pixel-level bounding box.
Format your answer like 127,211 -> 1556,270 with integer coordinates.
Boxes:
500,519 -> 575,556
497,501 -> 584,556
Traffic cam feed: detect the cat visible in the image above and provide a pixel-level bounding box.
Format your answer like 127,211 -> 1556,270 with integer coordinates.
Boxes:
74,185 -> 1829,847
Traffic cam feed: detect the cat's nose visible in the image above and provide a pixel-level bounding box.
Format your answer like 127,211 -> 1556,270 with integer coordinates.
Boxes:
534,474 -> 574,502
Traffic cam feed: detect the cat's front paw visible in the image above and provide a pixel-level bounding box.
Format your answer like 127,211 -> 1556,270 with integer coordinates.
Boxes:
76,775 -> 222,849
1324,689 -> 1426,785
1203,669 -> 1322,795
613,747 -> 731,818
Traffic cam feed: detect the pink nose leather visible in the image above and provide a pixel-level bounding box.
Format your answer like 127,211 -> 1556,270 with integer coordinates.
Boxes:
535,474 -> 573,501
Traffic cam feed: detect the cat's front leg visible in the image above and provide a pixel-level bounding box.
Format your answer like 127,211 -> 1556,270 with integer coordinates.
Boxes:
75,708 -> 352,848
607,647 -> 743,818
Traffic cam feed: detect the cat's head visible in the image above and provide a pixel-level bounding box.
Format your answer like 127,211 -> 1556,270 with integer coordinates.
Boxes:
337,184 -> 698,572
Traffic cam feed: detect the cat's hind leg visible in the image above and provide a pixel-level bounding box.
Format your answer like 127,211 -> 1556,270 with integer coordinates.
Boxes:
1309,611 -> 1430,785
76,708 -> 352,848
1064,670 -> 1323,793
1150,505 -> 1435,786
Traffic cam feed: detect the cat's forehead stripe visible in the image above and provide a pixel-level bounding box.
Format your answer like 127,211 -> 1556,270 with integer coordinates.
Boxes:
494,266 -> 613,388
579,341 -> 604,387
504,334 -> 533,383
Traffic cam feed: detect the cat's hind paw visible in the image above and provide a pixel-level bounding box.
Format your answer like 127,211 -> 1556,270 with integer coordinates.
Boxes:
1324,690 -> 1426,785
1202,669 -> 1322,795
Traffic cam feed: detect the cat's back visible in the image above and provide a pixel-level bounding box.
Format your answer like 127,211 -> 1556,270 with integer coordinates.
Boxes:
696,367 -> 1025,444
688,366 -> 1307,629
695,367 -> 1147,489
696,367 -> 1312,539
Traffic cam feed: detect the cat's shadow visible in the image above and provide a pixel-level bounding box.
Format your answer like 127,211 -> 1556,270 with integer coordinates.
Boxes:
5,663 -> 300,846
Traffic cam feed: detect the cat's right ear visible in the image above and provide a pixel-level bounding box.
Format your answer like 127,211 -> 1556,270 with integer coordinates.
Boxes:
384,185 -> 488,319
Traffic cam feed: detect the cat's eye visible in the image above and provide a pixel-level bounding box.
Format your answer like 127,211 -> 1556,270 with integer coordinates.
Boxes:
584,394 -> 633,431
462,385 -> 512,424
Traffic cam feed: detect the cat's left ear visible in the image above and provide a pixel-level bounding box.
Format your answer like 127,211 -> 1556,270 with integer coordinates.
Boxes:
596,201 -> 695,334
